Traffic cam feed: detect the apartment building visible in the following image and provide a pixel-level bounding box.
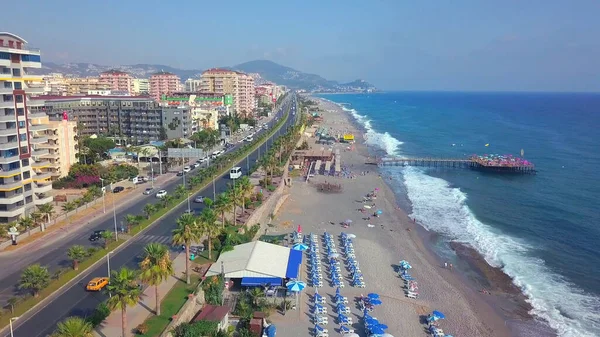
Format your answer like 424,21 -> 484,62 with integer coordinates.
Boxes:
161,92 -> 228,130
0,32 -> 54,222
43,73 -> 68,95
132,78 -> 149,95
200,69 -> 255,116
100,70 -> 133,93
184,78 -> 202,92
149,71 -> 182,101
162,106 -> 192,140
65,77 -> 110,96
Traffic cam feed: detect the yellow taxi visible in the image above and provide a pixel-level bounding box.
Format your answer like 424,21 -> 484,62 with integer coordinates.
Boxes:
86,277 -> 109,291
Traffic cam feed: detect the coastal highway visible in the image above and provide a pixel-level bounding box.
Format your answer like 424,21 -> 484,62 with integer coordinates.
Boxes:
4,94 -> 298,337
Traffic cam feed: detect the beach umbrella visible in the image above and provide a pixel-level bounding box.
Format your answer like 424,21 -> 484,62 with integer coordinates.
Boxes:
286,280 -> 306,292
377,324 -> 389,329
365,318 -> 379,326
376,210 -> 383,214
292,243 -> 308,251
369,326 -> 386,334
336,287 -> 341,295
381,334 -> 395,337
347,233 -> 356,239
340,326 -> 352,332
369,299 -> 382,306
314,325 -> 325,332
345,334 -> 359,337
432,310 -> 446,319
367,293 -> 379,299
363,205 -> 372,209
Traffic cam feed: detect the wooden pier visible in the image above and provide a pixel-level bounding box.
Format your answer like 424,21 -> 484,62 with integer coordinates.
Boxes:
377,157 -> 536,174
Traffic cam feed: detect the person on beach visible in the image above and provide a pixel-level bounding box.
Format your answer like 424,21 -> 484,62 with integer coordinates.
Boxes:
449,263 -> 453,270
444,262 -> 448,269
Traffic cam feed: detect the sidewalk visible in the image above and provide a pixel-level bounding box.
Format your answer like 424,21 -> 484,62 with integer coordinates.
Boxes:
95,252 -> 188,337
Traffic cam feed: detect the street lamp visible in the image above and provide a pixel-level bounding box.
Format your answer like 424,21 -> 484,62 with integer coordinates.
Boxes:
111,190 -> 118,241
99,178 -> 106,213
9,317 -> 18,337
106,251 -> 114,297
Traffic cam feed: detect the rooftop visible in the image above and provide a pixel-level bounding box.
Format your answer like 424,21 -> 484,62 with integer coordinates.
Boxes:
31,95 -> 153,101
151,71 -> 176,76
101,70 -> 130,75
192,305 -> 229,323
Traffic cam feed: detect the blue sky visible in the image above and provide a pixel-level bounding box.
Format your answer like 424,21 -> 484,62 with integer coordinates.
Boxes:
4,0 -> 600,91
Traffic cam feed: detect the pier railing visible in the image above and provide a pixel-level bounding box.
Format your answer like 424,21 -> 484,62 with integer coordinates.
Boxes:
377,157 -> 536,174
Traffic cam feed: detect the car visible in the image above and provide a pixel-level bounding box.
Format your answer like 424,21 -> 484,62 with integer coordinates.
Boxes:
182,209 -> 194,215
183,166 -> 191,173
194,196 -> 204,203
155,190 -> 167,198
190,164 -> 198,169
143,187 -> 154,195
176,171 -> 184,176
246,137 -> 254,142
89,230 -> 106,241
112,186 -> 124,193
86,277 -> 109,291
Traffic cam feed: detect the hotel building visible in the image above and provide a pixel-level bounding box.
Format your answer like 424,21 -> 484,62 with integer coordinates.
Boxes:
149,71 -> 182,101
0,32 -> 54,222
132,78 -> 149,95
65,77 -> 110,96
100,70 -> 133,94
184,78 -> 202,92
200,69 -> 255,116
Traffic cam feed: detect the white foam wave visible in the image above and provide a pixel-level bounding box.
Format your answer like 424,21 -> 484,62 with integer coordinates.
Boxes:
340,105 -> 403,156
403,167 -> 600,337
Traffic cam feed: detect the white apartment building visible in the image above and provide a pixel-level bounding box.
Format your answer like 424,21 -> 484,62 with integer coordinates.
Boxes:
0,32 -> 54,222
132,78 -> 149,95
184,78 -> 202,92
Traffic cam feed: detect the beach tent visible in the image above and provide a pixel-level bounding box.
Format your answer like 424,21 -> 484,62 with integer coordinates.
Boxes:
343,134 -> 355,142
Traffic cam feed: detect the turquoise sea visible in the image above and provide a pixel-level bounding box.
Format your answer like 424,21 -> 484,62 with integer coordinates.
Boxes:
321,92 -> 600,337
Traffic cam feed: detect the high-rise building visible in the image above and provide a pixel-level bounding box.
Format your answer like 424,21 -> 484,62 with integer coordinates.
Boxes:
42,73 -> 68,96
200,69 -> 255,116
132,78 -> 149,95
149,71 -> 182,101
100,70 -> 133,93
64,77 -> 111,95
184,78 -> 202,92
0,32 -> 54,222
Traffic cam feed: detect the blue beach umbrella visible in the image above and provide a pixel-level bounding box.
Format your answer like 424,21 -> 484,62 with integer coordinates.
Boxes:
336,287 -> 341,295
369,299 -> 382,306
365,318 -> 379,326
292,243 -> 308,251
368,293 -> 380,299
376,210 -> 383,214
340,325 -> 351,332
432,310 -> 446,319
286,280 -> 306,292
377,323 -> 389,329
369,326 -> 386,334
314,325 -> 325,332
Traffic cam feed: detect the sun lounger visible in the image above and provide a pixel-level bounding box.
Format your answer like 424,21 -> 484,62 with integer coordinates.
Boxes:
314,317 -> 328,324
340,328 -> 355,335
339,319 -> 353,325
406,291 -> 418,299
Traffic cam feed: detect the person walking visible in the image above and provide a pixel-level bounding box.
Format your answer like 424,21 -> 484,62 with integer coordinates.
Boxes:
444,262 -> 448,269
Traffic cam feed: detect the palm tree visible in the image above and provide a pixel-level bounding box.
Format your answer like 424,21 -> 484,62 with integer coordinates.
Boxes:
124,214 -> 141,233
162,194 -> 174,208
105,267 -> 142,337
214,193 -> 232,228
139,243 -> 174,316
52,316 -> 94,337
61,201 -> 76,223
237,176 -> 254,211
67,245 -> 86,270
174,184 -> 187,199
30,212 -> 44,232
143,204 -> 156,219
19,264 -> 50,298
248,287 -> 265,306
129,145 -> 142,168
101,230 -> 114,249
199,208 -> 220,260
18,216 -> 34,236
37,202 -> 55,224
172,214 -> 201,284
6,297 -> 17,313
226,184 -> 238,225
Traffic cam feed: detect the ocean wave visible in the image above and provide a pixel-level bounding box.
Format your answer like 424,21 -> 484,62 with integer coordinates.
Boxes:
340,102 -> 600,337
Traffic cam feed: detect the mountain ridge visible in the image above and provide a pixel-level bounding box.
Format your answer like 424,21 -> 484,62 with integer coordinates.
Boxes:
34,60 -> 377,92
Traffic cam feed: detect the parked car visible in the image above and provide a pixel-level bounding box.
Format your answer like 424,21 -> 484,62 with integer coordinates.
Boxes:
190,164 -> 198,169
89,230 -> 106,241
183,166 -> 191,173
86,277 -> 109,291
176,171 -> 184,177
194,196 -> 204,203
155,190 -> 167,198
143,187 -> 154,195
112,186 -> 124,193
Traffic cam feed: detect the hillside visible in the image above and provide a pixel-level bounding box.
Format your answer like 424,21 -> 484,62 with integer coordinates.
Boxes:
35,60 -> 376,92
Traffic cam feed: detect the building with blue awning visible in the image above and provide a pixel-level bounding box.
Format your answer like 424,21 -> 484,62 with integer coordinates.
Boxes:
206,241 -> 303,287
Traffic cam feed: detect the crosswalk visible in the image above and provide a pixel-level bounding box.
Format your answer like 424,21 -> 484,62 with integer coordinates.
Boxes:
135,234 -> 172,245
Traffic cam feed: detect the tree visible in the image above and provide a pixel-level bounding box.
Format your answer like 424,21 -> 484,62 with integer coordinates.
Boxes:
105,267 -> 142,337
174,184 -> 187,199
101,230 -> 114,249
129,145 -> 142,168
248,287 -> 265,306
6,297 -> 17,314
172,214 -> 201,284
61,201 -> 77,223
30,212 -> 44,232
83,136 -> 116,163
19,264 -> 50,298
67,245 -> 86,270
143,204 -> 156,219
139,243 -> 174,316
199,208 -> 220,260
52,316 -> 94,337
213,193 -> 232,228
162,194 -> 174,208
18,216 -> 34,236
191,129 -> 219,161
38,202 -> 55,224
237,176 -> 254,211
124,214 -> 142,233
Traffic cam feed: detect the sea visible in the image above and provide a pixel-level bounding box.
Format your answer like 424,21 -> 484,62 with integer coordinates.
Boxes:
319,92 -> 600,337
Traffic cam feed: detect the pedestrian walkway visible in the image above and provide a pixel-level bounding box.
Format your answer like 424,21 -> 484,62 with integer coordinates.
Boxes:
135,234 -> 173,245
95,252 -> 188,337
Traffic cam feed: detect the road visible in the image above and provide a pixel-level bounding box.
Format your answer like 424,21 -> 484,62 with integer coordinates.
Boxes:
5,94 -> 298,337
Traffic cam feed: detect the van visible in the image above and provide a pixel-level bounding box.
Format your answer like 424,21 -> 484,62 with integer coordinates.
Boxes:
229,167 -> 242,179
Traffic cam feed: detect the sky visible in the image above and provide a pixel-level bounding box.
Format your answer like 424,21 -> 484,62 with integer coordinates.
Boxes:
3,0 -> 600,91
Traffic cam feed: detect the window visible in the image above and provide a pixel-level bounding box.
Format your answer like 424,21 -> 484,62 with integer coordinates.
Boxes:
1,68 -> 10,75
16,108 -> 24,116
12,69 -> 21,77
18,121 -> 25,128
14,82 -> 22,90
0,52 -> 10,60
19,134 -> 26,141
22,171 -> 30,179
20,146 -> 28,154
15,95 -> 23,103
21,55 -> 41,62
3,82 -> 11,89
3,95 -> 13,102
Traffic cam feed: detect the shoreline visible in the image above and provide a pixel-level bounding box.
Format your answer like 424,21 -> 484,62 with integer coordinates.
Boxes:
311,96 -> 554,336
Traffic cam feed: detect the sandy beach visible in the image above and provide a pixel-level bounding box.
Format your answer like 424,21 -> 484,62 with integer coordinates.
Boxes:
267,97 -> 516,337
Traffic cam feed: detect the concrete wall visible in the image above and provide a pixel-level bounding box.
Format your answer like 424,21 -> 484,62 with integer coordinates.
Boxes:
161,290 -> 205,337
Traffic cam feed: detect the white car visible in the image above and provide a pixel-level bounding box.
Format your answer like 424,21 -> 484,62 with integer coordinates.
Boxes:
183,166 -> 191,173
155,190 -> 167,198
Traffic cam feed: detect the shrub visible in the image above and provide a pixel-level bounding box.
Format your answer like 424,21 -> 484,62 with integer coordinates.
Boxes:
135,323 -> 148,334
86,302 -> 110,327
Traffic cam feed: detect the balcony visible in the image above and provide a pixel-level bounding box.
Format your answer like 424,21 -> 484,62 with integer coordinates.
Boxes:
0,141 -> 18,150
25,84 -> 44,94
0,206 -> 25,218
0,179 -> 26,191
30,136 -> 48,144
36,142 -> 59,149
27,111 -> 47,119
31,160 -> 51,168
43,152 -> 59,159
31,148 -> 49,157
33,193 -> 53,205
0,155 -> 19,164
0,166 -> 22,178
29,124 -> 48,131
33,171 -> 52,181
